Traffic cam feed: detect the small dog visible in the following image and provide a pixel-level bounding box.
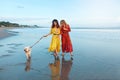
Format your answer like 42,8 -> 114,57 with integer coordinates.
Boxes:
24,46 -> 31,60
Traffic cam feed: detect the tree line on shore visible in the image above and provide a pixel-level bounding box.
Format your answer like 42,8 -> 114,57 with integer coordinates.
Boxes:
0,21 -> 40,28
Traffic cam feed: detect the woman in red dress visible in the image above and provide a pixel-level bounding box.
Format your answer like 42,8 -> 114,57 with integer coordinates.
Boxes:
60,20 -> 73,58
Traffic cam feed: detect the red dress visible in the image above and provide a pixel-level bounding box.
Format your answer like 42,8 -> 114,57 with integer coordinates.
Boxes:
61,25 -> 73,53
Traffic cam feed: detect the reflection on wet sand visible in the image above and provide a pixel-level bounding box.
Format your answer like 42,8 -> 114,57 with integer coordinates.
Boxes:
25,59 -> 31,72
60,57 -> 73,80
49,57 -> 73,80
49,58 -> 60,80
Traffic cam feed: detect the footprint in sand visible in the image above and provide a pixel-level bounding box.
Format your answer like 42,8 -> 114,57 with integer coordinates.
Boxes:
6,50 -> 16,53
14,63 -> 26,66
7,31 -> 19,34
0,54 -> 13,58
9,46 -> 17,49
7,43 -> 23,46
0,68 -> 4,71
0,45 -> 4,47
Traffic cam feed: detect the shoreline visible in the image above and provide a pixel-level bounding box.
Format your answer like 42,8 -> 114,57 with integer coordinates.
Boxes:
0,27 -> 120,40
0,27 -> 18,40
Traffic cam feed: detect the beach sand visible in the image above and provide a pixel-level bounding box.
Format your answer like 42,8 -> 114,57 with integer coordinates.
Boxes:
0,27 -> 18,39
0,28 -> 120,80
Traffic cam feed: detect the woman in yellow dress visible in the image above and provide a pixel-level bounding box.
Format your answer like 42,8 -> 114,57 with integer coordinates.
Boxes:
44,19 -> 61,59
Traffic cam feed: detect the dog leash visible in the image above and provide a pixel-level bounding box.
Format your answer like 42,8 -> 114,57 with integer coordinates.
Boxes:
30,36 -> 44,48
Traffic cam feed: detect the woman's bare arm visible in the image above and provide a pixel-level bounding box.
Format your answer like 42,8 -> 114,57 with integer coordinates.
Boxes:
63,27 -> 69,31
63,25 -> 71,32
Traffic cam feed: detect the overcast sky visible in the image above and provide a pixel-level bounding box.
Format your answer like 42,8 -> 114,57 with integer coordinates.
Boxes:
0,0 -> 120,27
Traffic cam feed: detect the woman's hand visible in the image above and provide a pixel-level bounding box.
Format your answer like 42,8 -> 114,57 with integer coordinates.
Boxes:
63,27 -> 68,31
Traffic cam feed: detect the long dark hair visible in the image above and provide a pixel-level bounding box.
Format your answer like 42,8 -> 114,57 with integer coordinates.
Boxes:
51,19 -> 60,28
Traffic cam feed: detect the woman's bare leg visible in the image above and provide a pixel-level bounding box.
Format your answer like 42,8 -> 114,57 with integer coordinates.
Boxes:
54,49 -> 58,57
54,51 -> 57,56
70,52 -> 73,56
56,49 -> 59,56
62,52 -> 64,56
55,49 -> 60,60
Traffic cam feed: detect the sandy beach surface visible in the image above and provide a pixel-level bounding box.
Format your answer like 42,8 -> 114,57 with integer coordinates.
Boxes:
0,28 -> 12,39
0,28 -> 120,80
0,27 -> 18,39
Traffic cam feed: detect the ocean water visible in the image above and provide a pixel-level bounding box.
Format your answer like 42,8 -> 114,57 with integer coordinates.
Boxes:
0,28 -> 120,80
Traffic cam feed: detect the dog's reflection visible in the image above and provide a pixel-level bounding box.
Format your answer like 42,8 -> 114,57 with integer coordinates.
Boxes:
49,58 -> 60,80
60,57 -> 73,80
25,59 -> 31,72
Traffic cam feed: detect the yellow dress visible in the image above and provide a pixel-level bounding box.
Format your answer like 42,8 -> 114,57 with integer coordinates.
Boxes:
48,27 -> 60,52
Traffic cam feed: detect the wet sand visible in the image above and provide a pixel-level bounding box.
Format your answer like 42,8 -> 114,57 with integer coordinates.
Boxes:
0,28 -> 14,39
0,28 -> 120,80
0,27 -> 19,40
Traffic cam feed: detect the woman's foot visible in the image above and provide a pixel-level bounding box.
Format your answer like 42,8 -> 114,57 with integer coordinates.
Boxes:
56,56 -> 60,60
71,56 -> 73,60
54,55 -> 59,60
70,52 -> 73,60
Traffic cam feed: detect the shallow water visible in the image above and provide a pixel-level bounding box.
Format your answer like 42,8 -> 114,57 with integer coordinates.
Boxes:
0,28 -> 120,80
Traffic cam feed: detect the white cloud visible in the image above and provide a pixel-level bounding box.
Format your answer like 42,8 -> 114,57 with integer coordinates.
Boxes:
0,0 -> 120,27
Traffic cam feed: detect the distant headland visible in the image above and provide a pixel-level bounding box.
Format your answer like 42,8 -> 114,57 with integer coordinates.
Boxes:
0,21 -> 40,28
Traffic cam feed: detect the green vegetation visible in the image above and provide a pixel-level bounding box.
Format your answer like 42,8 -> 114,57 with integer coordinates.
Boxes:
0,21 -> 19,27
0,21 -> 40,28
